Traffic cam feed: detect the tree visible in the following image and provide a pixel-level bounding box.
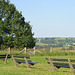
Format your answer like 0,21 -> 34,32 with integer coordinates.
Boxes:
0,0 -> 36,49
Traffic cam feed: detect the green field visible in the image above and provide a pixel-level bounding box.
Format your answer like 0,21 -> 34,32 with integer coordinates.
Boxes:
0,55 -> 75,75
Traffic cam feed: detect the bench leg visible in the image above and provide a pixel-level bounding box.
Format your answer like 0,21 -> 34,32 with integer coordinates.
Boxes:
49,58 -> 58,72
12,55 -> 18,67
4,54 -> 8,64
68,59 -> 75,75
24,57 -> 31,68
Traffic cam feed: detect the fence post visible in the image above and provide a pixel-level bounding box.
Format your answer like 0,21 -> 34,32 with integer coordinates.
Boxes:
33,47 -> 35,55
8,47 -> 11,54
50,47 -> 52,53
24,47 -> 27,54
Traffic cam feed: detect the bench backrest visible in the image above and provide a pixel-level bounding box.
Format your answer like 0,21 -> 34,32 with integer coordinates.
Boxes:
46,57 -> 75,74
46,57 -> 75,67
12,55 -> 32,63
12,55 -> 32,68
46,58 -> 75,62
12,55 -> 31,62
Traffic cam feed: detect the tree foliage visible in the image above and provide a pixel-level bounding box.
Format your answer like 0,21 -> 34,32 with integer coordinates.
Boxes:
0,0 -> 35,49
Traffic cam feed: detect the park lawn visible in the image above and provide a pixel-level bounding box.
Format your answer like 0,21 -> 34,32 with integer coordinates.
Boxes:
0,55 -> 75,75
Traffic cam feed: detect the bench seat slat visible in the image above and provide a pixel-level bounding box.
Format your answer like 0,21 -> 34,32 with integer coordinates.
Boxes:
0,57 -> 6,58
46,57 -> 75,62
12,55 -> 38,67
15,59 -> 32,62
54,64 -> 75,68
16,60 -> 37,65
0,56 -> 11,58
0,54 -> 11,59
46,58 -> 68,62
53,62 -> 75,66
0,54 -> 11,56
0,55 -> 6,56
48,62 -> 75,66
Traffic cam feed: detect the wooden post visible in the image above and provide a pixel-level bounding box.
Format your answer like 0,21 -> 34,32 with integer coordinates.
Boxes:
8,47 -> 11,54
4,54 -> 8,64
68,59 -> 75,75
50,47 -> 53,53
49,58 -> 58,72
24,47 -> 27,54
24,57 -> 31,68
33,47 -> 35,55
12,55 -> 18,67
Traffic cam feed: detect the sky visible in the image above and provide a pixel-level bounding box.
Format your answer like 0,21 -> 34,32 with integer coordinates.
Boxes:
10,0 -> 75,38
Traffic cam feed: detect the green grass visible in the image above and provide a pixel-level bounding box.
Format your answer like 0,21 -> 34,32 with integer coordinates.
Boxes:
0,55 -> 75,75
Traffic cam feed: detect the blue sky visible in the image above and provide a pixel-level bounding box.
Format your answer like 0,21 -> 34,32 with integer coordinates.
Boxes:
10,0 -> 75,38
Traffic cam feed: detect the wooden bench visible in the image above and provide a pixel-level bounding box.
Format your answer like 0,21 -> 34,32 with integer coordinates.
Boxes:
46,57 -> 75,74
0,54 -> 11,64
12,55 -> 38,68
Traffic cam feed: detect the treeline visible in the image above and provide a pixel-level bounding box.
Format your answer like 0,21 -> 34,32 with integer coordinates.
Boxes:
36,38 -> 75,48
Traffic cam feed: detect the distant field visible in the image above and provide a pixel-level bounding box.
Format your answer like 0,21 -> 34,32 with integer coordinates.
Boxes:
36,42 -> 48,46
0,55 -> 75,75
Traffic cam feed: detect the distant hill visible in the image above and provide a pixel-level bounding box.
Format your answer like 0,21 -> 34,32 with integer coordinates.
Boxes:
35,38 -> 75,48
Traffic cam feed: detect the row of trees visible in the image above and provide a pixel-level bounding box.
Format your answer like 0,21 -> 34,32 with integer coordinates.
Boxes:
62,46 -> 74,50
0,0 -> 35,49
36,38 -> 75,47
